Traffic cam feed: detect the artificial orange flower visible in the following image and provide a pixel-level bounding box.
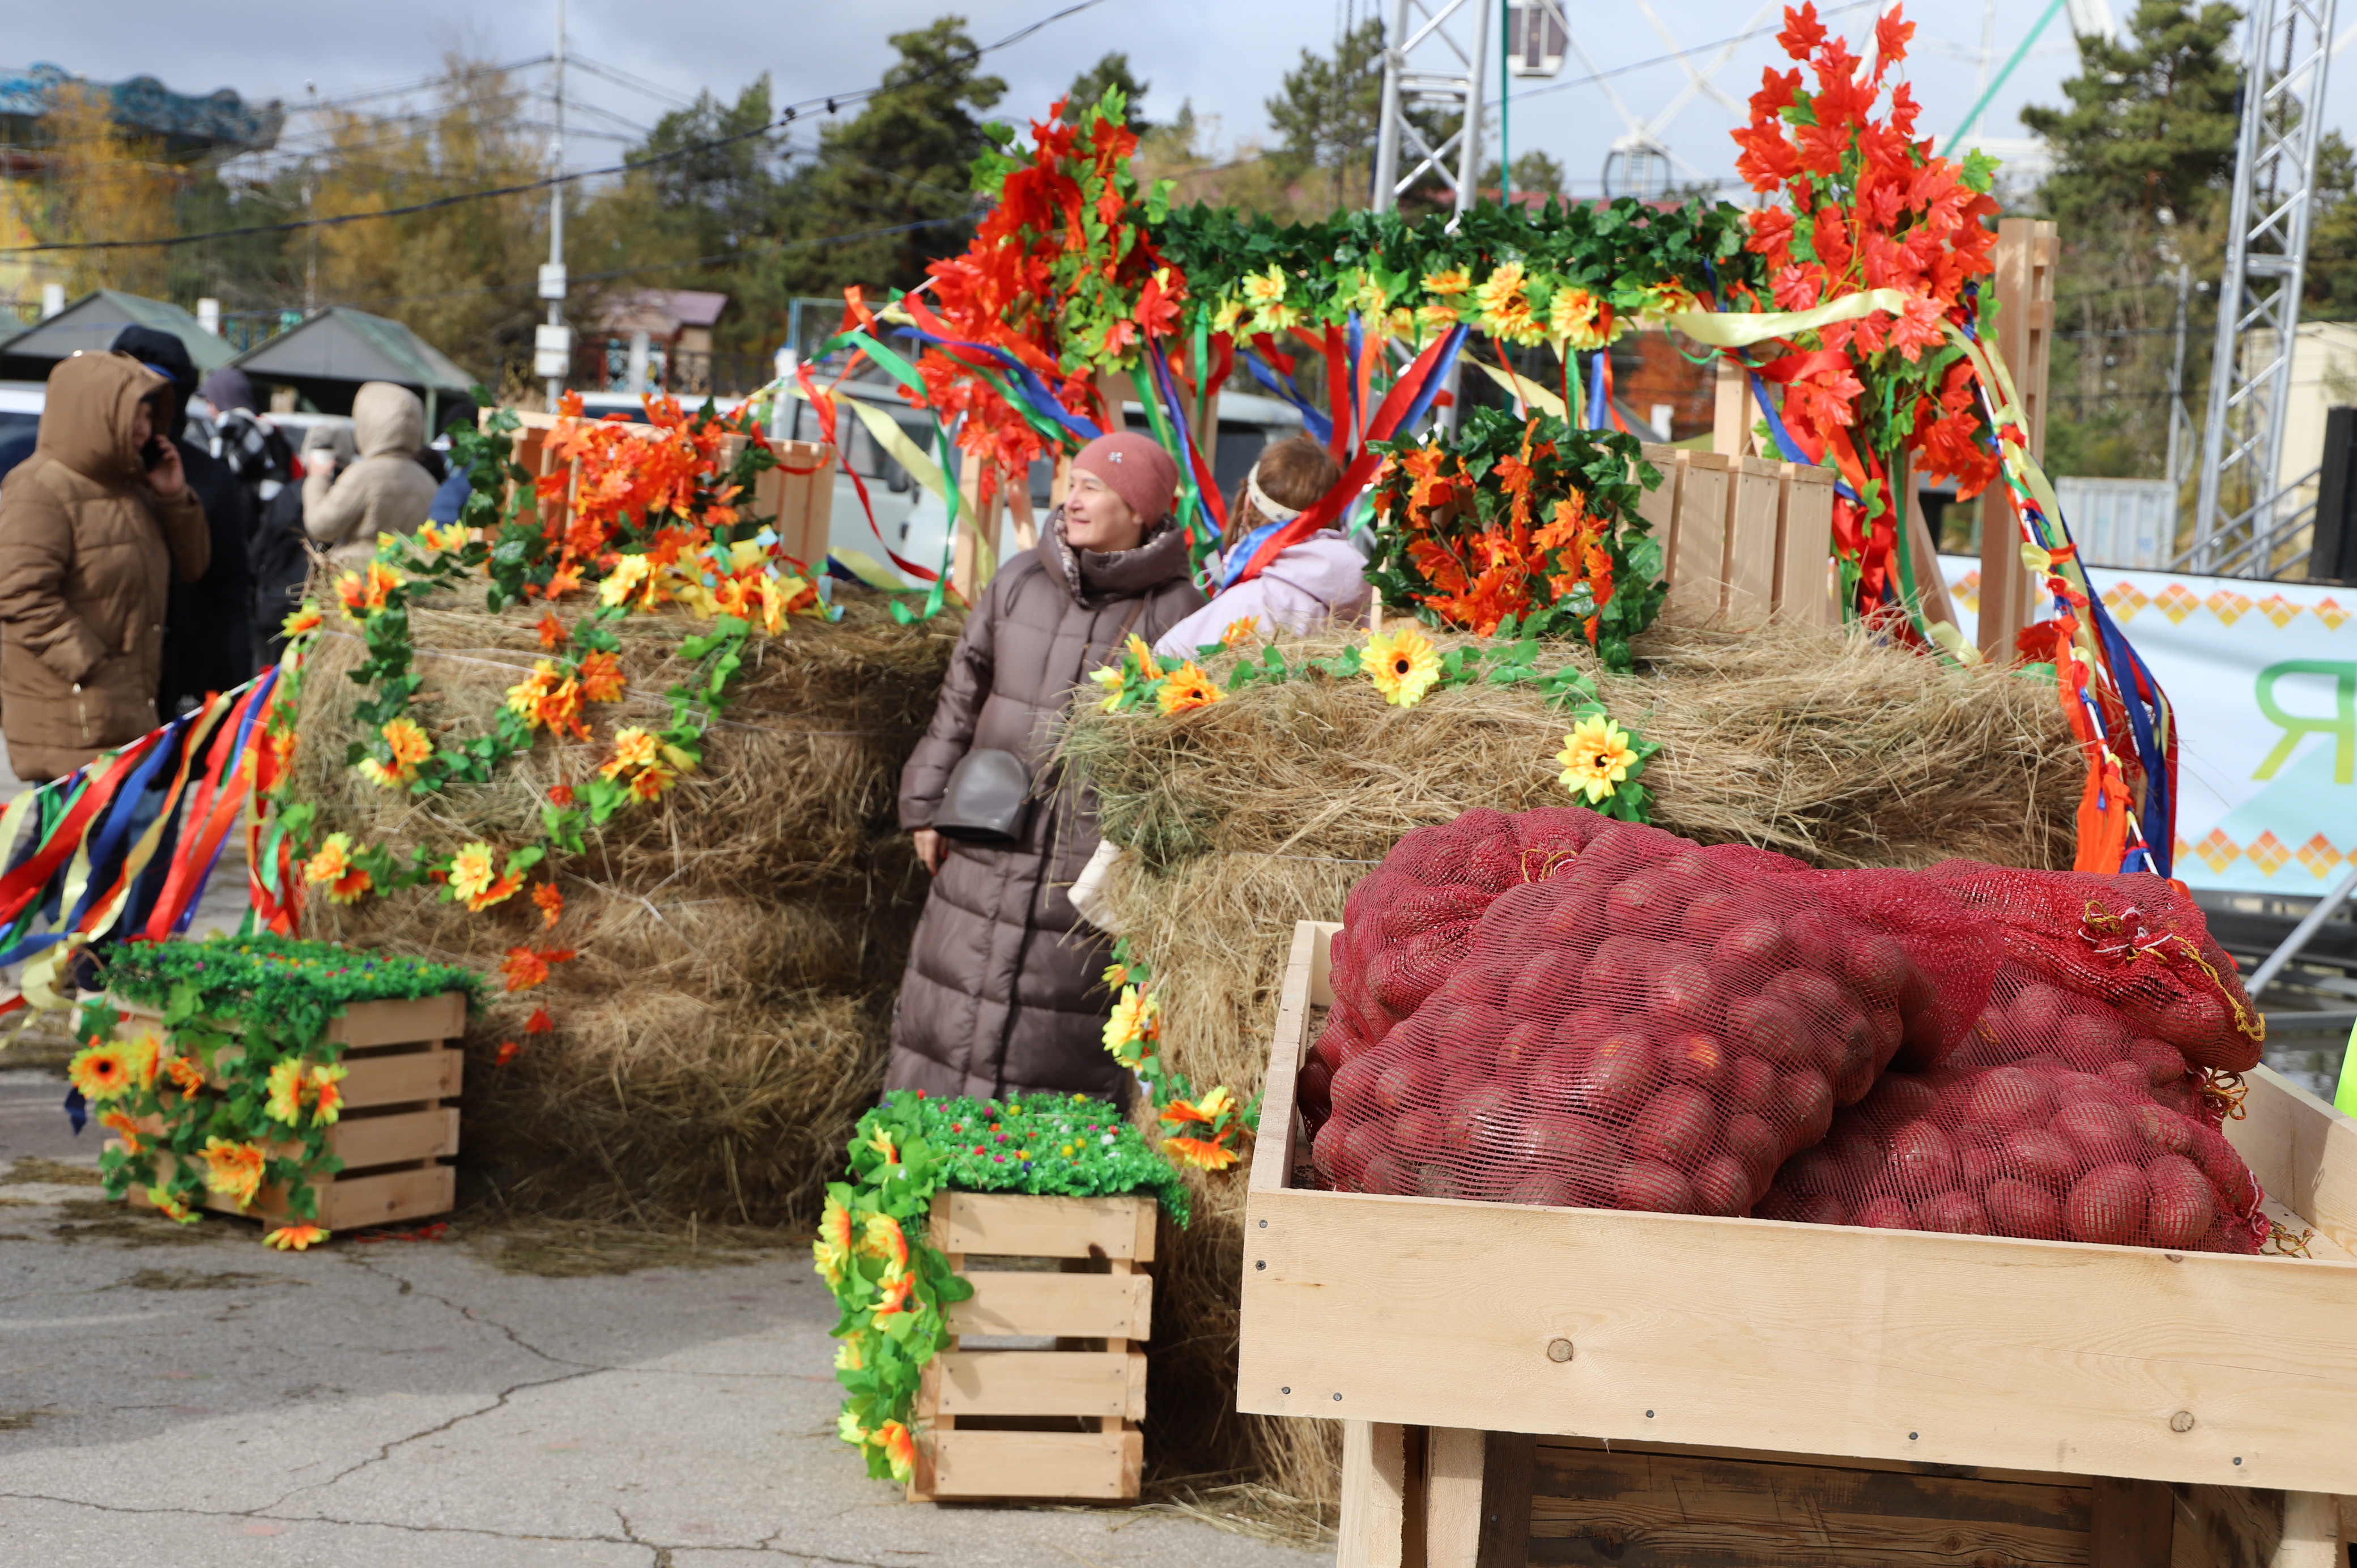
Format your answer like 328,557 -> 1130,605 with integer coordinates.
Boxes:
280,602 -> 324,640
1219,615 -> 1263,648
448,842 -> 499,906
576,650 -> 624,704
600,727 -> 658,779
165,1056 -> 206,1096
147,1183 -> 195,1224
99,1110 -> 144,1153
536,612 -> 568,650
876,1420 -> 916,1483
547,783 -> 576,807
264,1224 -> 329,1251
812,1196 -> 854,1286
626,763 -> 676,802
532,882 -> 564,928
495,1040 -> 523,1066
1155,661 -> 1224,715
68,1042 -> 132,1103
544,561 -> 585,600
1162,1136 -> 1240,1171
501,947 -> 551,993
199,1137 -> 267,1208
872,1272 -> 915,1319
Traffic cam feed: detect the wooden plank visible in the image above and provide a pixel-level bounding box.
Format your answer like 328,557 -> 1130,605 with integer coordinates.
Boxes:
1526,1441 -> 2091,1567
2223,1065 -> 2357,1258
923,1349 -> 1145,1421
1711,357 -> 1756,459
929,1191 -> 1158,1260
325,991 -> 467,1047
1428,1428 -> 1488,1568
1478,1431 -> 1537,1568
328,1106 -> 460,1171
1663,453 -> 1730,624
340,1047 -> 462,1110
953,451 -> 987,604
1633,446 -> 1684,602
945,1271 -> 1151,1340
1252,920 -> 1330,1196
312,1164 -> 453,1230
918,1428 -> 1141,1501
1342,1421 -> 1414,1568
1538,1433 -> 2088,1489
2271,1493 -> 2342,1568
1982,216 -> 2058,661
1772,462 -> 1837,625
2173,1485 -> 2283,1568
2093,1476 -> 2177,1568
1901,466 -> 1962,632
1722,457 -> 1782,628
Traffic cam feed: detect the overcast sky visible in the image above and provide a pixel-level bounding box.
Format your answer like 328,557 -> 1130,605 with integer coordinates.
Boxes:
13,1 -> 2353,199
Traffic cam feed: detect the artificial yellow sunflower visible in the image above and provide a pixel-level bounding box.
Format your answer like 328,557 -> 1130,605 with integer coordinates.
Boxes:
1548,286 -> 1610,351
199,1137 -> 267,1209
1155,661 -> 1225,715
67,1042 -> 133,1103
1422,266 -> 1473,296
504,661 -> 562,723
264,1224 -> 329,1251
601,727 -> 660,779
1556,713 -> 1639,804
446,842 -> 499,906
1102,985 -> 1160,1059
1241,265 -> 1289,309
265,1058 -> 307,1125
1086,664 -> 1126,713
1363,626 -> 1441,707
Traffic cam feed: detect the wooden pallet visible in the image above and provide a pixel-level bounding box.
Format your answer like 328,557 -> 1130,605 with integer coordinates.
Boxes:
1247,921 -> 2357,1567
110,991 -> 467,1232
907,1190 -> 1155,1503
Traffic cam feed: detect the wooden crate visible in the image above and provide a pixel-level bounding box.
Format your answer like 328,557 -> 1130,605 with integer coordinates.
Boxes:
1245,921 -> 2357,1567
492,408 -> 836,571
908,1190 -> 1155,1503
109,991 -> 467,1232
1635,442 -> 1835,629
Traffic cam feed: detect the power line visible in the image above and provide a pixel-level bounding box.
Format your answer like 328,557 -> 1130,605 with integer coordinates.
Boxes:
1,0 -> 1106,255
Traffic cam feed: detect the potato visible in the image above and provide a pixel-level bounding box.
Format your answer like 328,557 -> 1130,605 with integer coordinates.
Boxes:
1297,1056 -> 1334,1119
1579,1029 -> 1659,1119
1682,887 -> 1746,944
1777,1068 -> 1837,1144
1330,1056 -> 1379,1120
1783,907 -> 1838,973
1465,830 -> 1526,893
2065,1162 -> 2149,1246
1712,917 -> 1794,974
1864,1072 -> 1941,1124
1826,1020 -> 1881,1105
1505,951 -> 1580,1017
1606,868 -> 1691,930
1586,934 -> 1661,994
1515,1113 -> 1622,1181
1661,1029 -> 1728,1092
1725,994 -> 1812,1068
1611,1159 -> 1700,1214
2004,981 -> 2070,1043
1766,1190 -> 1847,1226
1392,1107 -> 1444,1158
1963,1066 -> 2051,1131
1312,1117 -> 1355,1184
1526,1043 -> 1595,1108
2099,1060 -> 2151,1093
2145,1153 -> 2217,1248
1358,1152 -> 1416,1196
2051,1099 -> 2140,1161
1985,1178 -> 2063,1239
1915,1188 -> 1993,1235
1414,1161 -> 1467,1200
1856,1196 -> 1915,1229
1629,1084 -> 1718,1169
1724,1055 -> 1780,1113
1841,930 -> 1915,1003
1650,957 -> 1720,1028
1691,1154 -> 1756,1217
1495,1019 -> 1553,1075
2190,1125 -> 2260,1212
2128,1036 -> 2188,1087
2001,1127 -> 2079,1191
1886,1121 -> 1962,1197
1503,1170 -> 1580,1208
2056,1011 -> 2131,1067
1379,883 -> 1491,942
1440,1080 -> 1516,1152
1764,968 -> 1850,1028
1721,1112 -> 1784,1182
1824,1127 -> 1890,1187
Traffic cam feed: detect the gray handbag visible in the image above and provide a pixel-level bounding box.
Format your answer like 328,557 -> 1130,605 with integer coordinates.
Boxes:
931,748 -> 1032,842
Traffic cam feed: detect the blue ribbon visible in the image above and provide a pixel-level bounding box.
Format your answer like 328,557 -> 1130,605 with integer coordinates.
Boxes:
890,323 -> 1104,447
1746,370 -> 1863,505
1218,518 -> 1290,589
1396,327 -> 1468,438
176,666 -> 279,936
1345,311 -> 1365,450
1237,348 -> 1335,447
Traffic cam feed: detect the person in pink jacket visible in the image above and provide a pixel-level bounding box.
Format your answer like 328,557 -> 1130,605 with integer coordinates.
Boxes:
1154,436 -> 1371,659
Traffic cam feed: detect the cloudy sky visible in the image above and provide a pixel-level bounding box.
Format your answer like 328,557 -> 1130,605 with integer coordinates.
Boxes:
13,1 -> 2352,199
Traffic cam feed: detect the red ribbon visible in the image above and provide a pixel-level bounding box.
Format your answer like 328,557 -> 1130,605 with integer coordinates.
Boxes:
0,736 -> 158,927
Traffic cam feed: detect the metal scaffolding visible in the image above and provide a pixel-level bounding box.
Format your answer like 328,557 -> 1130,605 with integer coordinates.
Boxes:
1371,0 -> 1491,215
2189,0 -> 2339,577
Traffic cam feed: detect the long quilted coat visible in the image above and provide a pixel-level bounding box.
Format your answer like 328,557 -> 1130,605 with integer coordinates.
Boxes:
886,515 -> 1203,1100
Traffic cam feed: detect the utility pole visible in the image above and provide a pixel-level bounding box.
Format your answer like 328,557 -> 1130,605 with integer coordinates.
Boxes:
2190,0 -> 2338,576
534,0 -> 572,412
2165,259 -> 2192,495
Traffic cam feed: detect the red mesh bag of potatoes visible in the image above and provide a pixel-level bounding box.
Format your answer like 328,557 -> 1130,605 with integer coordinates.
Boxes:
1924,862 -> 2263,1072
1945,960 -> 2230,1128
1298,807 -> 1636,1131
1309,828 -> 1999,1216
1755,1059 -> 2267,1252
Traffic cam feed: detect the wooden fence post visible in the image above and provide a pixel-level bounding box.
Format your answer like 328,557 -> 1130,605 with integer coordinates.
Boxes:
1713,357 -> 1757,459
1982,217 -> 2059,661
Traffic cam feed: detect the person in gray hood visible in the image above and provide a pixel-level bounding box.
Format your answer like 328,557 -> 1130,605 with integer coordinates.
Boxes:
887,431 -> 1206,1101
302,381 -> 436,567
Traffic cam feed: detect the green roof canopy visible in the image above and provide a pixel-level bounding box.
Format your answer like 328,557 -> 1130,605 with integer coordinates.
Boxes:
229,306 -> 474,417
0,290 -> 238,382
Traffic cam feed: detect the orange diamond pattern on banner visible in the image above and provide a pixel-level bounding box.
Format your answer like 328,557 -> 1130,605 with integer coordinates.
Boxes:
2248,831 -> 2291,876
2318,597 -> 2351,630
2258,594 -> 2303,628
2297,834 -> 2345,878
1952,569 -> 1981,613
2156,582 -> 2201,623
2194,828 -> 2242,874
2206,589 -> 2254,625
2173,836 -> 2196,868
2101,581 -> 2149,623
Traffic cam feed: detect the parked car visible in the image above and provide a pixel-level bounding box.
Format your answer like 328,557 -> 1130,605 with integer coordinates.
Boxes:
0,381 -> 42,482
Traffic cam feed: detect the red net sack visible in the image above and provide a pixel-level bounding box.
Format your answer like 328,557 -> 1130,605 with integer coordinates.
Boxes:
1299,808 -> 1638,1129
1310,830 -> 1990,1216
1946,959 -> 2224,1123
1924,863 -> 2264,1072
1756,1060 -> 2266,1252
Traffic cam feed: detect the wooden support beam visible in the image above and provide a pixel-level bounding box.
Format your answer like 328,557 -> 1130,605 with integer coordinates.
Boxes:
1713,356 -> 1756,459
1981,216 -> 2059,661
1339,1421 -> 1414,1568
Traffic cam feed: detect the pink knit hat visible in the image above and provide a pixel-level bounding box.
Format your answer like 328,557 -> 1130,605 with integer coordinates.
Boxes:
1070,431 -> 1178,526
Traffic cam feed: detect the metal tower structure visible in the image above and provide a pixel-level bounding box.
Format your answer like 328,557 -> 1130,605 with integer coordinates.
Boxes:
2190,0 -> 2339,577
1371,0 -> 1491,215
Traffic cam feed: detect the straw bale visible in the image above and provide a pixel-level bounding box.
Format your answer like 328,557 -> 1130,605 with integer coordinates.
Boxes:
1067,619 -> 2082,1503
292,584 -> 954,1224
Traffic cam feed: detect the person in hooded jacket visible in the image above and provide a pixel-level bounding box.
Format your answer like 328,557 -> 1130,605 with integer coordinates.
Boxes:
113,326 -> 255,713
253,422 -> 356,668
888,431 -> 1206,1101
198,367 -> 296,519
302,381 -> 436,568
0,351 -> 210,781
1152,434 -> 1365,660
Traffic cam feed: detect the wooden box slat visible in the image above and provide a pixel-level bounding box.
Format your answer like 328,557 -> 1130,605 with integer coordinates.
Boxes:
337,1046 -> 462,1110
329,1106 -> 460,1170
1245,922 -> 2357,1497
914,1429 -> 1143,1502
924,1349 -> 1146,1421
1662,453 -> 1730,625
1773,463 -> 1837,625
946,1271 -> 1151,1340
930,1191 -> 1156,1261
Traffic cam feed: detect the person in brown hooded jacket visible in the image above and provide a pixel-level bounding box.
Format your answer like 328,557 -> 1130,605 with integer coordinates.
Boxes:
888,432 -> 1206,1101
0,351 -> 211,782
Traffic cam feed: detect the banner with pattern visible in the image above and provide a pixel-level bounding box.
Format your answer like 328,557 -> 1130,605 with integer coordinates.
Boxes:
1940,556 -> 2355,896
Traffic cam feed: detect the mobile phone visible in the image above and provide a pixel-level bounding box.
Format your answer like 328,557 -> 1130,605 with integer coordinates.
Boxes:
141,437 -> 167,471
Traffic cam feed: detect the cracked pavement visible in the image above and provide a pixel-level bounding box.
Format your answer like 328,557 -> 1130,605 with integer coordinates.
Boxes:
0,1071 -> 1326,1567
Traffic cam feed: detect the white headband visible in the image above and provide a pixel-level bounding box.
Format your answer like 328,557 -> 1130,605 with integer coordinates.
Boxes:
1245,462 -> 1304,525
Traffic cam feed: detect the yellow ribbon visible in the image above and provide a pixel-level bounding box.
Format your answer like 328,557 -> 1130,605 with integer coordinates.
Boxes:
1664,288 -> 1917,348
1467,354 -> 1569,421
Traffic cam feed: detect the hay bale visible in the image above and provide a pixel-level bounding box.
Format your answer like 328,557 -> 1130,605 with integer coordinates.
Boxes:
1067,620 -> 2081,1504
295,585 -> 956,1224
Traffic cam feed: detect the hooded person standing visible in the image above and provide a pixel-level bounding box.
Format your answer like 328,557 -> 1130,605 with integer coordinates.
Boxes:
113,326 -> 255,711
302,381 -> 436,568
0,351 -> 211,782
887,431 -> 1206,1101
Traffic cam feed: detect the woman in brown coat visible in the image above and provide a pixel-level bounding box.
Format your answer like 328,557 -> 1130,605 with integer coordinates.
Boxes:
888,432 -> 1207,1101
0,352 -> 211,782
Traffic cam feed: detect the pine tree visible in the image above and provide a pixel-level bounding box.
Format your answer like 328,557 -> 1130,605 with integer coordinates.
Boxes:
1267,19 -> 1388,212
2020,0 -> 2243,229
1066,53 -> 1150,130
